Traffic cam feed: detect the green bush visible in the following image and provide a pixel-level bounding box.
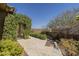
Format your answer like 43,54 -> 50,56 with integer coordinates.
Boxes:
3,13 -> 31,39
23,29 -> 30,39
0,39 -> 23,56
3,14 -> 17,39
15,14 -> 31,39
30,32 -> 47,40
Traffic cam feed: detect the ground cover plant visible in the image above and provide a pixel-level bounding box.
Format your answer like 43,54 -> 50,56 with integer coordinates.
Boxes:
0,39 -> 24,56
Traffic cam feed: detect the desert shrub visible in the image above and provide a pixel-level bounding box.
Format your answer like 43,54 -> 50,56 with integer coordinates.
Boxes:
59,39 -> 79,56
30,32 -> 47,40
0,39 -> 23,56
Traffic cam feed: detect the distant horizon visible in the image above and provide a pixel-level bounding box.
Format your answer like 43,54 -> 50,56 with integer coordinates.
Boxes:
8,3 -> 79,29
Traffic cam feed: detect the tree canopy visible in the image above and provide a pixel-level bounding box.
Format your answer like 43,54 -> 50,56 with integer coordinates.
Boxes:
47,8 -> 79,29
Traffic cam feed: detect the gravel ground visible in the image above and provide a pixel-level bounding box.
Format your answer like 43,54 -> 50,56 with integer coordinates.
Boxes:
17,37 -> 62,56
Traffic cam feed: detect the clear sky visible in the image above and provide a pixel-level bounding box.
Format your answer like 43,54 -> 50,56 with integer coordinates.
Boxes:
8,3 -> 79,28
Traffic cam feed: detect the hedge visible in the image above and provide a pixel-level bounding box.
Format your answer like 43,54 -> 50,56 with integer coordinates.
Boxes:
30,32 -> 47,40
2,13 -> 31,39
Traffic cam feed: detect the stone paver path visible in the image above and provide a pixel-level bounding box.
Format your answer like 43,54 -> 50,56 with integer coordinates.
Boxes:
17,37 -> 62,56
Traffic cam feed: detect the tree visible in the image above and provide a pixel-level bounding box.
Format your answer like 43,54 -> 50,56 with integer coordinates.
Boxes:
47,8 -> 79,29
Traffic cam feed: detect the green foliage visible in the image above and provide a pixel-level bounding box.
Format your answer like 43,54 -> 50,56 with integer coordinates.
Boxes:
23,29 -> 30,39
15,14 -> 31,39
3,13 -> 31,39
30,32 -> 47,40
0,39 -> 23,56
3,14 -> 17,39
76,15 -> 79,20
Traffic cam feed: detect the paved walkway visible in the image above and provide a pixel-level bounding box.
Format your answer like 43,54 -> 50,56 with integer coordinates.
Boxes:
17,37 -> 62,56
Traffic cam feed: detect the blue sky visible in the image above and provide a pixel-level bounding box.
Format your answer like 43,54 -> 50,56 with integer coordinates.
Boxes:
8,3 -> 79,28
